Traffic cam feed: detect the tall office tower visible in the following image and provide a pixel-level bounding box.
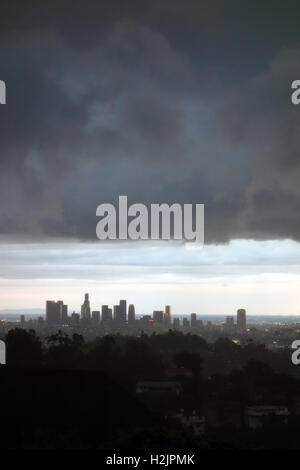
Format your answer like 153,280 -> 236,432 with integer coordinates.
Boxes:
102,305 -> 112,323
92,310 -> 100,324
164,305 -> 171,324
46,300 -> 61,325
108,308 -> 112,321
237,309 -> 246,332
225,315 -> 234,333
128,304 -> 135,323
20,314 -> 25,326
61,304 -> 68,324
81,293 -> 91,321
190,313 -> 197,327
119,300 -> 127,323
153,310 -> 164,323
173,317 -> 180,328
113,305 -> 120,322
182,317 -> 190,328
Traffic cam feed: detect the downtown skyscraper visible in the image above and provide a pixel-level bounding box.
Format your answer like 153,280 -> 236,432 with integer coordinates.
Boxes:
81,293 -> 91,322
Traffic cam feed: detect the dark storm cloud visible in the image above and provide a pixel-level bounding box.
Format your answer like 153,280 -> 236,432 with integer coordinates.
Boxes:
1,0 -> 300,242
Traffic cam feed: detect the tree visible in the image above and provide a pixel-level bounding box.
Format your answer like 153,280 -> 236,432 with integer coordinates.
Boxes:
6,328 -> 43,368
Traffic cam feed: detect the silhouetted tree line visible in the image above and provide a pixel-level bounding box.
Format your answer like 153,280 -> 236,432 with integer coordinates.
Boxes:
2,328 -> 300,449
5,328 -> 297,379
4,328 -> 300,408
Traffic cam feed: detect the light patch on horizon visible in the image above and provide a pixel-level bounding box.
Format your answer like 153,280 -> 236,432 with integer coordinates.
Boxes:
0,239 -> 300,315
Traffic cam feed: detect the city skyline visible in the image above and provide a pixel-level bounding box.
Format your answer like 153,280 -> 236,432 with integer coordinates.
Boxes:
43,293 -> 247,332
46,294 -> 247,323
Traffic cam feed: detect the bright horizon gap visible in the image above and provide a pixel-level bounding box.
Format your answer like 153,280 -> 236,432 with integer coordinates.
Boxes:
0,238 -> 300,315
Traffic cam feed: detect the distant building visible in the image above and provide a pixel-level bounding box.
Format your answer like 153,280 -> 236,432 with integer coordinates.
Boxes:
81,293 -> 91,322
92,311 -> 100,324
113,305 -> 120,322
20,315 -> 25,326
71,312 -> 80,325
128,304 -> 135,323
225,315 -> 234,330
102,305 -> 112,323
190,313 -> 197,328
164,305 -> 171,324
61,304 -> 68,324
246,406 -> 288,429
173,317 -> 180,328
119,300 -> 127,323
46,300 -> 67,325
153,310 -> 164,323
237,309 -> 246,332
140,315 -> 152,326
182,317 -> 190,328
108,308 -> 112,321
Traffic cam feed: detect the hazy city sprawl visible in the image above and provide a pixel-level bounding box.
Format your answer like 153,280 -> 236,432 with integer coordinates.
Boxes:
1,296 -> 300,450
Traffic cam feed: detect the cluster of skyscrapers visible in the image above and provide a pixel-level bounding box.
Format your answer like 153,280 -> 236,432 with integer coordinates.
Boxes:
45,293 -> 246,333
45,293 -> 174,327
225,309 -> 247,332
45,300 -> 68,325
46,294 -> 136,327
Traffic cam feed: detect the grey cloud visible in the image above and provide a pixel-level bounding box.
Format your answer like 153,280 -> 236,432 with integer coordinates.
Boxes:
1,240 -> 300,282
0,2 -> 300,242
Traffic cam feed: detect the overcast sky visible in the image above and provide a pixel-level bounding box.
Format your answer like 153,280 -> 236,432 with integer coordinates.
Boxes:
1,1 -> 300,314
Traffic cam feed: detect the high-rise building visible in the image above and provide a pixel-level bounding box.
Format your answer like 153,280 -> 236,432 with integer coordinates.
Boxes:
113,305 -> 120,322
128,304 -> 135,323
61,304 -> 68,324
102,305 -> 112,323
20,314 -> 25,326
182,317 -> 190,328
46,300 -> 63,325
119,299 -> 127,323
153,310 -> 164,323
92,310 -> 100,324
108,308 -> 112,321
173,317 -> 180,328
164,305 -> 171,324
81,293 -> 91,322
225,315 -> 234,333
190,313 -> 197,327
237,309 -> 246,332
